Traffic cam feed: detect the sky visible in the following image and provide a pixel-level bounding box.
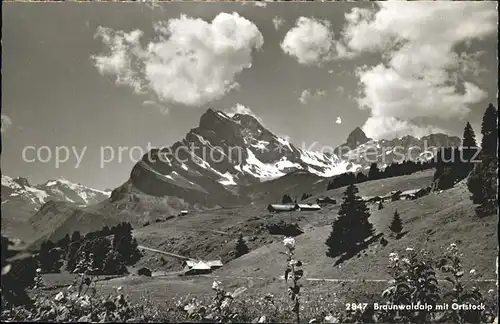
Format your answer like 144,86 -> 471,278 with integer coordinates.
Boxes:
1,1 -> 498,190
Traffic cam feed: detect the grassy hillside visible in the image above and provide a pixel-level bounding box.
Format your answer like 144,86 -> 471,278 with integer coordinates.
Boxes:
20,170 -> 497,323
131,170 -> 437,271
215,180 -> 497,282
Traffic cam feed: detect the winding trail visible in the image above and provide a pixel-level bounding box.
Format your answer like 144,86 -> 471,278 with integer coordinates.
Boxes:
138,245 -> 196,261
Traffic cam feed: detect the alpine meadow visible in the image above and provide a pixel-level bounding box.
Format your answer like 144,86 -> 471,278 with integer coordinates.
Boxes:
1,1 -> 498,323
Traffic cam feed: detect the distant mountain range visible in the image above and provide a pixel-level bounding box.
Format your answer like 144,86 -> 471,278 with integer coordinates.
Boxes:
1,175 -> 110,241
1,109 -> 461,246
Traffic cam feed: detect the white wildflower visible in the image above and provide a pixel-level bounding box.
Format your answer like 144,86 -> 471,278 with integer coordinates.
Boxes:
469,269 -> 476,275
324,314 -> 339,323
36,268 -> 42,274
117,286 -> 123,292
402,258 -> 410,264
78,295 -> 91,308
488,289 -> 494,294
184,303 -> 196,316
221,298 -> 231,309
283,237 -> 296,249
405,248 -> 414,252
212,280 -> 221,290
54,292 -> 65,302
389,252 -> 399,263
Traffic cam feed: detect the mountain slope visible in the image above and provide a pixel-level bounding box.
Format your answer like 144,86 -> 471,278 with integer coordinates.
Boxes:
13,109 -> 463,245
1,175 -> 110,241
213,179 -> 496,287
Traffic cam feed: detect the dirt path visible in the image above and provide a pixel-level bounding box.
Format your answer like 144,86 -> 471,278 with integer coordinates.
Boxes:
138,245 -> 197,261
195,274 -> 497,283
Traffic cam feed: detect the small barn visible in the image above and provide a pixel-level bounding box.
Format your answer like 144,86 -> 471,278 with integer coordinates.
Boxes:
183,260 -> 212,275
295,203 -> 321,211
390,190 -> 402,201
364,196 -> 384,203
206,260 -> 223,269
400,189 -> 420,200
267,204 -> 297,213
183,260 -> 223,275
137,267 -> 152,277
415,187 -> 431,198
179,210 -> 189,216
316,197 -> 337,205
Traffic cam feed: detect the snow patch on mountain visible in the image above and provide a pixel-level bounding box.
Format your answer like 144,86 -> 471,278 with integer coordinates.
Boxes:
219,172 -> 237,186
24,186 -> 48,204
242,149 -> 286,181
275,136 -> 293,151
274,157 -> 302,171
1,175 -> 111,208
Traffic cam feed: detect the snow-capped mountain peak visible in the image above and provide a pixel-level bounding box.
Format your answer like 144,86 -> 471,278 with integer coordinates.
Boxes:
123,109 -> 462,208
1,174 -> 111,208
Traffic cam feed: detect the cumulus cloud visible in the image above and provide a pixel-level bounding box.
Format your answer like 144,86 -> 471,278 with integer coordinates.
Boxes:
335,117 -> 342,124
337,2 -> 496,139
281,17 -> 337,65
1,114 -> 12,134
362,116 -> 446,140
225,103 -> 264,124
92,13 -> 264,108
299,89 -> 326,104
272,16 -> 285,31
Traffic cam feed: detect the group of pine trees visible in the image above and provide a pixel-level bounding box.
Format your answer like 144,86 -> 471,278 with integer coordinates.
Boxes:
467,103 -> 498,216
324,104 -> 497,259
326,160 -> 433,191
37,222 -> 141,275
280,193 -> 312,204
282,194 -> 294,204
434,103 -> 497,213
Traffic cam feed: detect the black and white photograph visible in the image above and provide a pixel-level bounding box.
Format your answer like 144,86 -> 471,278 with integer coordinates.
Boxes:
1,1 -> 498,323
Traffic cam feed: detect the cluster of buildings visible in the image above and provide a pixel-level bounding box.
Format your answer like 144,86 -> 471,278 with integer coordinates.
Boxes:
183,259 -> 223,275
267,197 -> 337,213
363,187 -> 431,204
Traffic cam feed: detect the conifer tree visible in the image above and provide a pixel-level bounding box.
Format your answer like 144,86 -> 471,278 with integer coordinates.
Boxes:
467,156 -> 498,216
234,233 -> 249,258
462,122 -> 478,162
467,104 -> 498,216
368,163 -> 380,180
480,103 -> 498,158
389,210 -> 403,235
325,184 -> 374,258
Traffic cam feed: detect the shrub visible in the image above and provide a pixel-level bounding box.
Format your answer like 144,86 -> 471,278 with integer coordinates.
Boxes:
380,248 -> 440,323
1,236 -> 36,307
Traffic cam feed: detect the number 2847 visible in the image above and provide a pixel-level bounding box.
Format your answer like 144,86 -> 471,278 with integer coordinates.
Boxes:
346,303 -> 368,311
